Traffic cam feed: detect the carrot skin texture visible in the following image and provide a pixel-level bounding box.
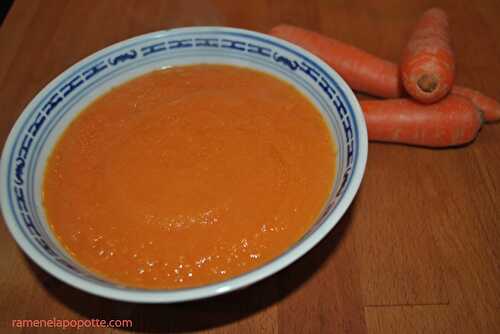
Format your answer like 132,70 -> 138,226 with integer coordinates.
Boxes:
401,8 -> 455,103
452,86 -> 500,123
361,95 -> 481,147
269,24 -> 403,98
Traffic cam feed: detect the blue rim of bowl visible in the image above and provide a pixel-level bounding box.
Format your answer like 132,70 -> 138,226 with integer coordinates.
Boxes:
0,26 -> 368,303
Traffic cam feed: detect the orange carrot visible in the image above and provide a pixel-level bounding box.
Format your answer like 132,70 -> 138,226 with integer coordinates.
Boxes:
270,24 -> 500,124
361,95 -> 482,147
452,86 -> 500,122
400,8 -> 455,103
269,24 -> 403,98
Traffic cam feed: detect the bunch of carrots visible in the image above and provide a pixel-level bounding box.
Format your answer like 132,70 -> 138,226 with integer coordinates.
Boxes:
269,8 -> 499,147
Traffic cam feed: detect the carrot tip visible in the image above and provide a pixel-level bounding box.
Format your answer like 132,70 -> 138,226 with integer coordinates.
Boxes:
417,74 -> 438,93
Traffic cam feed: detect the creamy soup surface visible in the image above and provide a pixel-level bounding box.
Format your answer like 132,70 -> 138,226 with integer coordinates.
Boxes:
43,64 -> 336,289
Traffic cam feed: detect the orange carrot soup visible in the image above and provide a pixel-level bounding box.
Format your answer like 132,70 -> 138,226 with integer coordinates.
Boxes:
43,64 -> 336,289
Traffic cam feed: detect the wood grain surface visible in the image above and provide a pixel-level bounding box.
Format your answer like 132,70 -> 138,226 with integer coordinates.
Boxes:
1,0 -> 499,333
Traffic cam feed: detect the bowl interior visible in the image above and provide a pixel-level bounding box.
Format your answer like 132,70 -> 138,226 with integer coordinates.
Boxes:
1,27 -> 367,302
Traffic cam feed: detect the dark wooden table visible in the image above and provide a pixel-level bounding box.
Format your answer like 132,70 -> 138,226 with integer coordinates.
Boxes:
1,1 -> 499,333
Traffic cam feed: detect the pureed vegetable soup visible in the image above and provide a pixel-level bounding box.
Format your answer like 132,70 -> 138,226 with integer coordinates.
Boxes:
43,65 -> 336,289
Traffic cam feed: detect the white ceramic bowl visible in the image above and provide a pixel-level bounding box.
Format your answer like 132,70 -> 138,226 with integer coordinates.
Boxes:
0,27 -> 367,303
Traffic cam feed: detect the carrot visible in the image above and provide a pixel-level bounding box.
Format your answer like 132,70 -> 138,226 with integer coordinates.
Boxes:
269,24 -> 403,98
361,95 -> 482,147
270,23 -> 500,124
451,86 -> 500,122
400,8 -> 455,103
